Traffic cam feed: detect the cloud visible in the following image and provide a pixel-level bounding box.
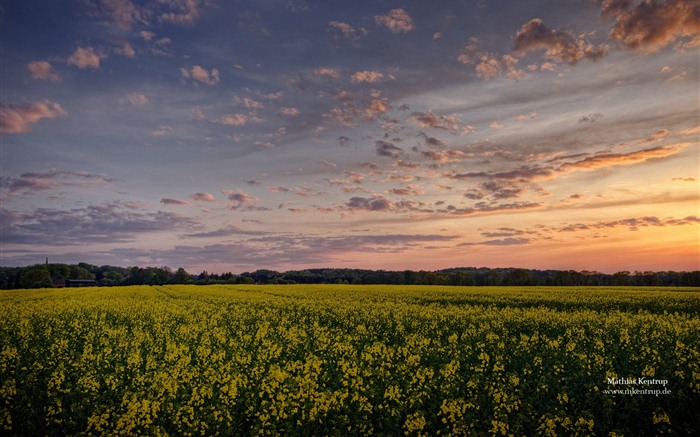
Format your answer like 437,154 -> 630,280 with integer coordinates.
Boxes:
328,21 -> 365,42
449,142 -> 689,184
513,18 -> 608,64
386,184 -> 423,197
554,215 -> 700,232
0,100 -> 67,135
27,61 -> 59,81
223,189 -> 260,210
67,47 -> 106,69
364,99 -> 390,120
140,30 -> 155,41
515,112 -> 538,122
420,149 -> 464,163
345,195 -> 393,211
579,112 -> 603,123
448,166 -> 556,182
0,171 -> 114,199
480,181 -> 526,199
60,232 -> 457,270
314,67 -> 340,78
180,65 -> 220,85
351,70 -> 384,83
183,224 -> 266,238
99,0 -> 143,30
458,41 -> 525,80
189,192 -> 215,201
160,0 -> 205,25
124,93 -> 149,105
374,8 -> 415,33
446,201 -> 543,216
280,107 -> 300,116
376,140 -> 404,158
459,237 -> 532,246
601,0 -> 700,52
150,125 -> 173,136
161,198 -> 189,206
409,111 -> 473,134
557,144 -> 688,172
2,201 -> 198,245
114,42 -> 135,58
213,114 -> 247,126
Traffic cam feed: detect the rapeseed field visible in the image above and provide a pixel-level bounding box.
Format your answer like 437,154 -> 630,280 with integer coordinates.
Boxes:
1,285 -> 698,436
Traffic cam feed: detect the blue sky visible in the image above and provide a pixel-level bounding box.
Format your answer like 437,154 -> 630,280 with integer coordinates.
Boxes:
1,0 -> 698,273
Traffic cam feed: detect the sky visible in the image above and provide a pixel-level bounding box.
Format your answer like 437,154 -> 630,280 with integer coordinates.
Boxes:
1,0 -> 699,274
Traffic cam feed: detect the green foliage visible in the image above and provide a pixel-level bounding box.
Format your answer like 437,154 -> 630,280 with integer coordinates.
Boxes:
18,266 -> 53,289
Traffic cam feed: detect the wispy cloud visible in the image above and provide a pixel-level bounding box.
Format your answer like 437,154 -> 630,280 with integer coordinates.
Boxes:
0,170 -> 115,201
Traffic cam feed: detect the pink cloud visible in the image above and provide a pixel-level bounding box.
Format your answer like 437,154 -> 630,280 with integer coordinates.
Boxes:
181,65 -> 220,85
0,100 -> 67,135
213,114 -> 247,126
114,42 -> 136,58
280,107 -> 300,116
67,47 -> 106,69
351,70 -> 384,83
374,8 -> 415,33
27,61 -> 59,81
328,21 -> 365,41
314,67 -> 340,78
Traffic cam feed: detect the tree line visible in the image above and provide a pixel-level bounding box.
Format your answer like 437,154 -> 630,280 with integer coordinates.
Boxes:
1,262 -> 699,289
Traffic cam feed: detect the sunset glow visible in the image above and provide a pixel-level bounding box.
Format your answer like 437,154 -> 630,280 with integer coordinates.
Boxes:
1,0 -> 698,273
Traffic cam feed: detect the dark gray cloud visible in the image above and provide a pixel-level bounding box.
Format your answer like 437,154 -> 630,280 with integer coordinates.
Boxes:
375,140 -> 404,158
1,170 -> 115,198
480,181 -> 526,199
513,18 -> 608,64
161,198 -> 189,205
2,201 -> 199,245
346,196 -> 393,211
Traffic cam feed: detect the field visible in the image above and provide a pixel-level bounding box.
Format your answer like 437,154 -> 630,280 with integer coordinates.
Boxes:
1,285 -> 699,436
